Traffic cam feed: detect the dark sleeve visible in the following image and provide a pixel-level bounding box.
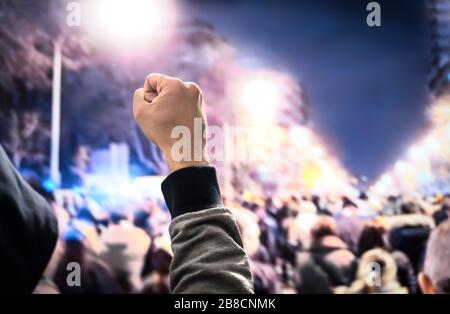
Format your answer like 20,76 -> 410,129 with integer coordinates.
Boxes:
162,166 -> 254,294
161,166 -> 223,218
0,145 -> 58,293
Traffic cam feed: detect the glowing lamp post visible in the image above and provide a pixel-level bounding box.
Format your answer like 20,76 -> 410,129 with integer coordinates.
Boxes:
95,0 -> 175,46
239,78 -> 282,123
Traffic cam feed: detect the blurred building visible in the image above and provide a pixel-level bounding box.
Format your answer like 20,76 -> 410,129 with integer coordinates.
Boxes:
428,0 -> 450,98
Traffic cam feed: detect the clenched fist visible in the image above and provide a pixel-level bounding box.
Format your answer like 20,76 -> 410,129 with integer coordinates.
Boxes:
133,73 -> 209,172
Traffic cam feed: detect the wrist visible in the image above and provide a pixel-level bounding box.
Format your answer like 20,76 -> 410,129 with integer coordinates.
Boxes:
163,149 -> 209,173
161,144 -> 209,173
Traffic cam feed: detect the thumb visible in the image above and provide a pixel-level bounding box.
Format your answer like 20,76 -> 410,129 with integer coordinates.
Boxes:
143,73 -> 170,102
145,73 -> 170,92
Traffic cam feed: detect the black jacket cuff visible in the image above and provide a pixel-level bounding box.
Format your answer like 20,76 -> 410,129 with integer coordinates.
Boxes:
161,166 -> 223,218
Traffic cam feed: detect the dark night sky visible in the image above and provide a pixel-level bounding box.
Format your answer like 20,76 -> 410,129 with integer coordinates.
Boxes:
181,0 -> 430,180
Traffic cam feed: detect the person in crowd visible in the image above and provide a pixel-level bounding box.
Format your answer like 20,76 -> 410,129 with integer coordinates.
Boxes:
382,196 -> 401,216
432,194 -> 450,226
140,239 -> 172,294
311,195 -> 333,216
253,202 -> 279,265
357,221 -> 417,293
33,239 -> 64,294
61,144 -> 90,189
100,214 -> 152,292
334,201 -> 365,251
296,216 -> 356,293
233,205 -> 280,293
385,202 -> 434,273
54,229 -> 122,294
418,220 -> 450,294
336,248 -> 408,294
356,221 -> 385,257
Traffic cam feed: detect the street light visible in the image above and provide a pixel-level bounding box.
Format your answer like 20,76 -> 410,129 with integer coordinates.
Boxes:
50,41 -> 63,185
234,69 -> 286,125
99,0 -> 156,40
95,0 -> 176,44
240,78 -> 282,123
289,126 -> 311,146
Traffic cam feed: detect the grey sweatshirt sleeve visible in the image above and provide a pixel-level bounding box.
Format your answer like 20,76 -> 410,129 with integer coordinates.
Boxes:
161,166 -> 254,294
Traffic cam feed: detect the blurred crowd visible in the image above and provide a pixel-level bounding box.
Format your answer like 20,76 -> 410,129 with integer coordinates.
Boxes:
231,192 -> 450,294
30,180 -> 450,294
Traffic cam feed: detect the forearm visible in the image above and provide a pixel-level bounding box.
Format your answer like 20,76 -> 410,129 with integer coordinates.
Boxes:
134,74 -> 254,293
162,166 -> 254,294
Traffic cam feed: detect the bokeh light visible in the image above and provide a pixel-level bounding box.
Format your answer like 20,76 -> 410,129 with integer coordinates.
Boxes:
239,78 -> 282,122
85,0 -> 177,52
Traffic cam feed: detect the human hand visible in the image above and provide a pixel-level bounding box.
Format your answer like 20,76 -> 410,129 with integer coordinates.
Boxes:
133,73 -> 209,172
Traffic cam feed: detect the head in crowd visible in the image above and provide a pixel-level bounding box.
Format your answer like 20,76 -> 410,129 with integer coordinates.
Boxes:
140,243 -> 172,294
310,216 -> 337,242
419,221 -> 450,294
342,196 -> 357,209
444,194 -> 450,207
433,194 -> 450,226
400,201 -> 425,215
357,221 -> 386,257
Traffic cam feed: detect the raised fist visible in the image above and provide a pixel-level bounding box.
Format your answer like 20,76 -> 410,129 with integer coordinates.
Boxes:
133,73 -> 209,172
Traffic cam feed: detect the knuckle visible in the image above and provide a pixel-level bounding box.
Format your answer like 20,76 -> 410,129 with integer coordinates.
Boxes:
146,73 -> 159,83
185,82 -> 201,96
171,78 -> 185,90
147,72 -> 158,79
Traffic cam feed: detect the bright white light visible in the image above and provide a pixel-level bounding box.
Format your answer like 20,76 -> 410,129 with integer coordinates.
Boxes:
408,145 -> 426,160
312,146 -> 325,158
375,182 -> 386,194
425,136 -> 439,152
98,0 -> 173,42
241,79 -> 281,121
289,127 -> 310,145
395,160 -> 407,172
380,174 -> 392,186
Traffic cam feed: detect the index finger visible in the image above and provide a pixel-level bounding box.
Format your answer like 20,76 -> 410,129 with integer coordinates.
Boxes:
144,73 -> 171,94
